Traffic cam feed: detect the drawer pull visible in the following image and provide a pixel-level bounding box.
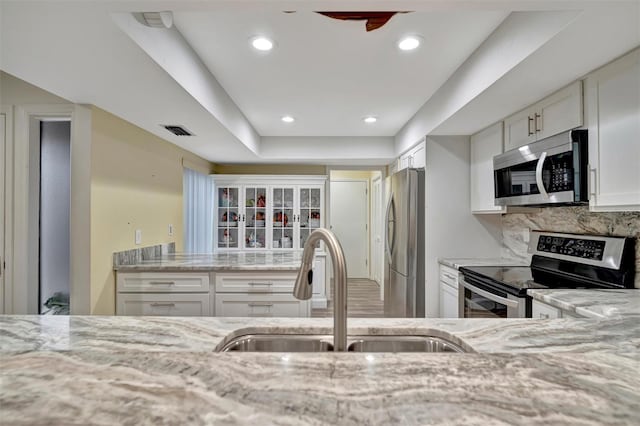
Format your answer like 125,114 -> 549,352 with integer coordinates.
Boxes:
443,273 -> 457,281
150,302 -> 176,307
149,281 -> 175,286
248,282 -> 272,286
539,313 -> 550,319
248,302 -> 274,307
248,313 -> 273,317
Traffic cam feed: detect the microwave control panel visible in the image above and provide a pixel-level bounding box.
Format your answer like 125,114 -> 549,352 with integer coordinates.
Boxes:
536,235 -> 605,260
548,162 -> 573,192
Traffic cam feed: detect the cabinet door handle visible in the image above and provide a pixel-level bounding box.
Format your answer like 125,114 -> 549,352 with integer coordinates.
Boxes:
248,313 -> 273,317
589,167 -> 597,197
534,113 -> 541,133
150,302 -> 175,307
443,273 -> 457,281
539,313 -> 550,319
527,116 -> 534,136
149,281 -> 175,286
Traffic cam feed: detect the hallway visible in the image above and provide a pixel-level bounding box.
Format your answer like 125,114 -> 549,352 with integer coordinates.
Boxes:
311,278 -> 384,318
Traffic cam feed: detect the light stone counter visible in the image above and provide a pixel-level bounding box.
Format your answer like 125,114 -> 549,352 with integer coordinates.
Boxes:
114,252 -> 307,272
1,315 -> 639,425
438,257 -> 527,269
528,288 -> 640,319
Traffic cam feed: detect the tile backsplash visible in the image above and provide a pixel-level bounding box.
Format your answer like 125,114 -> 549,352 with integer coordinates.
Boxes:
502,207 -> 640,288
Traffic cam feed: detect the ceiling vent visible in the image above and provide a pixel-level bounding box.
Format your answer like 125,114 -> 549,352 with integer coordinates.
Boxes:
163,125 -> 194,136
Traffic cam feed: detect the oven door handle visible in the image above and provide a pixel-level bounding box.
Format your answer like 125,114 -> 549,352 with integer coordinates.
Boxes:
461,281 -> 520,308
535,151 -> 549,199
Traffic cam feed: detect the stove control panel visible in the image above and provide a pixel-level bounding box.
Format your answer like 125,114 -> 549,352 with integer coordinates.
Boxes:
536,235 -> 606,260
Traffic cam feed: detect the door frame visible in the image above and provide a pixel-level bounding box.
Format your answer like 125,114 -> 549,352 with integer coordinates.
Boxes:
371,174 -> 383,288
328,177 -> 371,279
12,104 -> 92,314
0,106 -> 12,314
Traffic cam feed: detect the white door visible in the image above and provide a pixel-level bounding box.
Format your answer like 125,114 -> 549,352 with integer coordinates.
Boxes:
371,176 -> 383,285
0,113 -> 5,313
330,180 -> 369,278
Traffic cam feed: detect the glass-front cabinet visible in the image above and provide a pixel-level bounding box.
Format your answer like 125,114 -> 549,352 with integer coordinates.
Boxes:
213,176 -> 326,252
216,186 -> 240,249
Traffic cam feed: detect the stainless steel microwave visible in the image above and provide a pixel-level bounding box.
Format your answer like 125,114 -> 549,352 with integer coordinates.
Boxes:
493,129 -> 588,207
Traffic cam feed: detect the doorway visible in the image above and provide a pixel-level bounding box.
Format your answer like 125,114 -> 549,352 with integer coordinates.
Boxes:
39,121 -> 71,314
0,112 -> 6,313
330,178 -> 369,278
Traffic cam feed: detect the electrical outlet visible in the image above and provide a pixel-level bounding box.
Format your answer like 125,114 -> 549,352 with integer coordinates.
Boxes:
135,229 -> 142,245
168,224 -> 174,237
522,229 -> 530,244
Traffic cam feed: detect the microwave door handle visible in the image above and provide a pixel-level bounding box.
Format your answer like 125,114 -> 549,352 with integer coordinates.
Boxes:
535,151 -> 549,198
461,281 -> 520,309
385,194 -> 396,264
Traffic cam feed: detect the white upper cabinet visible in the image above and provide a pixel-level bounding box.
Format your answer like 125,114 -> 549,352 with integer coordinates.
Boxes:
397,140 -> 426,171
585,48 -> 640,211
470,122 -> 506,214
504,81 -> 583,152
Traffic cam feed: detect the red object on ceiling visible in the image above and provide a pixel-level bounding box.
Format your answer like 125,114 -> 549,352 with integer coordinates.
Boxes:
316,11 -> 409,32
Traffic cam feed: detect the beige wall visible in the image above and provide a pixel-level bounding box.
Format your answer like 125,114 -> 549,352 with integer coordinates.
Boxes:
214,163 -> 326,175
1,71 -> 70,105
90,107 -> 212,314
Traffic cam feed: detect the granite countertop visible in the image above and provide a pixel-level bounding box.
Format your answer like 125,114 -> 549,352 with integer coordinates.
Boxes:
529,288 -> 640,319
1,315 -> 639,425
438,257 -> 527,269
114,251 -> 312,272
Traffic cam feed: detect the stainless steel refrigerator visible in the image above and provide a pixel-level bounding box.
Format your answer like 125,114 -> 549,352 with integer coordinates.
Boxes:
384,168 -> 425,317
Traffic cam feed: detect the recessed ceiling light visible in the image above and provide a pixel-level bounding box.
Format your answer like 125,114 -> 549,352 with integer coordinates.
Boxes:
251,36 -> 274,51
398,36 -> 421,51
281,115 -> 295,123
363,116 -> 377,124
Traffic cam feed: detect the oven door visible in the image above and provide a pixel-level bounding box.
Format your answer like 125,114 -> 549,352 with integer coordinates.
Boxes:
459,278 -> 527,318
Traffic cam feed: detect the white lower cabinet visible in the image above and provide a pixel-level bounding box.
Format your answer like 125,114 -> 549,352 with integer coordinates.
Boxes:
116,272 -> 211,317
531,300 -> 561,319
117,293 -> 211,316
215,294 -> 310,317
439,265 -> 459,318
214,270 -> 311,317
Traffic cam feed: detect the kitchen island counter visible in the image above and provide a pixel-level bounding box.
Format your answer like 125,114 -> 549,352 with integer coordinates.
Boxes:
1,315 -> 638,425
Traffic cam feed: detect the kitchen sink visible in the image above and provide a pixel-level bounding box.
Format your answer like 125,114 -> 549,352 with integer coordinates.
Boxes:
218,334 -> 334,352
217,334 -> 471,353
347,335 -> 467,353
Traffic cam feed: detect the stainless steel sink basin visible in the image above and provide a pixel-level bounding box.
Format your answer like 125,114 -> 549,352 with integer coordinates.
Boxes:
347,335 -> 466,353
218,334 -> 334,352
218,334 -> 470,353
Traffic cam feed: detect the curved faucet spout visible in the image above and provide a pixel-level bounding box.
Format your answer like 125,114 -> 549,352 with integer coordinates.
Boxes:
293,228 -> 348,351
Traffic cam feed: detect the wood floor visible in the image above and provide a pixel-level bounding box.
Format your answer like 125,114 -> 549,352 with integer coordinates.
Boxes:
312,278 -> 384,318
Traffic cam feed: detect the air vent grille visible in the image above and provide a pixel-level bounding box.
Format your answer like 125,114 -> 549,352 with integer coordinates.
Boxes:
163,125 -> 194,136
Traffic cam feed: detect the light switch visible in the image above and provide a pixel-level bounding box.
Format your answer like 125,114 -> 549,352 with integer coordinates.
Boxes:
168,224 -> 174,236
135,229 -> 142,245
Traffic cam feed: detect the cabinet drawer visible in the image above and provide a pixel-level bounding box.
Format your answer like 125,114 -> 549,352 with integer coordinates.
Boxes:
531,300 -> 561,319
215,272 -> 296,293
117,293 -> 210,316
439,265 -> 459,288
117,272 -> 210,293
215,294 -> 310,317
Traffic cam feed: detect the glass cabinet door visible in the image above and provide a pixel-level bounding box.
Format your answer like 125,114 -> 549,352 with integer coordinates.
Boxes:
216,186 -> 240,249
271,187 -> 295,249
298,186 -> 322,248
243,186 -> 267,249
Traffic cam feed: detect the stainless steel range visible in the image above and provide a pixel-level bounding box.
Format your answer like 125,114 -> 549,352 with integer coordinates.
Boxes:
459,231 -> 636,319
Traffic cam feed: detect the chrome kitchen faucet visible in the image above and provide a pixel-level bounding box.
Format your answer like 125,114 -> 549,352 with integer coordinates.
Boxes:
293,228 -> 348,351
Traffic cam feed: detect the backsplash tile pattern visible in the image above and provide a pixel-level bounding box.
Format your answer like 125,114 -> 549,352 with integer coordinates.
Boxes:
502,207 -> 640,288
113,243 -> 176,268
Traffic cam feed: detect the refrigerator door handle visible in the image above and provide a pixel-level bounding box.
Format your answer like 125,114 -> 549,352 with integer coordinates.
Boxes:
385,193 -> 396,264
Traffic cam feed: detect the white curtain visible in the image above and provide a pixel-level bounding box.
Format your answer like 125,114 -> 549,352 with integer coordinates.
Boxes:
183,168 -> 214,253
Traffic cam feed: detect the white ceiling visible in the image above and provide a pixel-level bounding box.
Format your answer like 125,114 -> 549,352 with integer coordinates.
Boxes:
175,9 -> 508,136
1,1 -> 639,165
